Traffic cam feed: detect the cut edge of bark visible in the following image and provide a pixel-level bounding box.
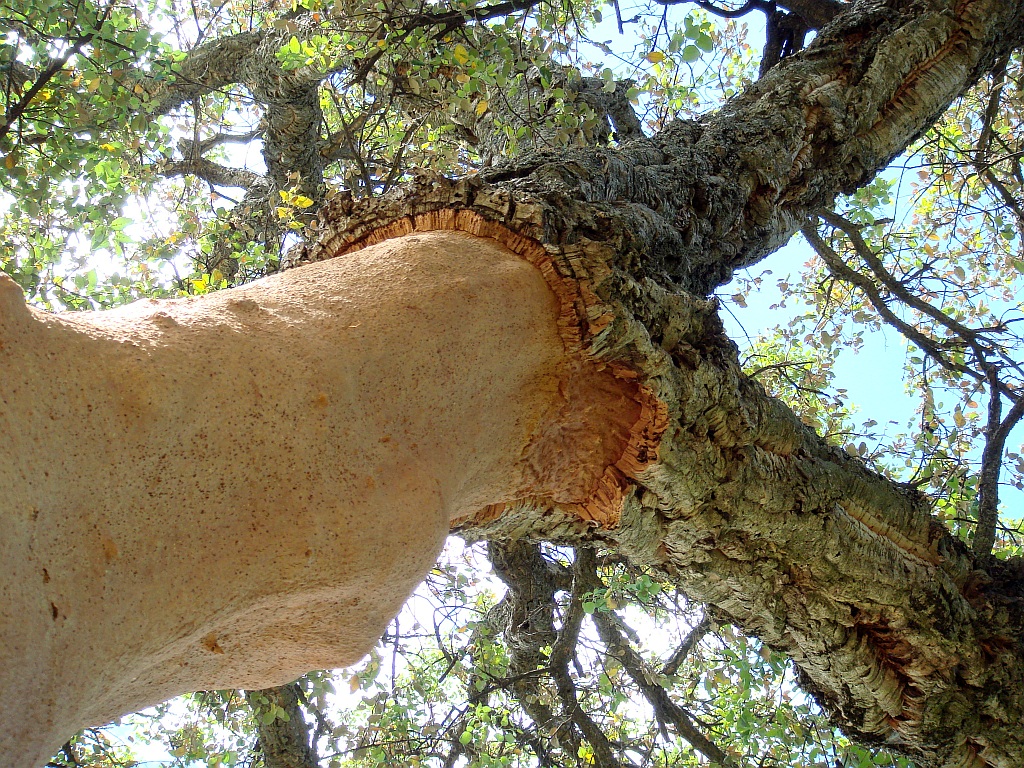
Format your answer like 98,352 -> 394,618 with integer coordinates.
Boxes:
307,207 -> 669,530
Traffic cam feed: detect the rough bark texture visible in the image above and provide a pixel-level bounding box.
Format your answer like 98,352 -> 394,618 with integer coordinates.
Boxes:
4,0 -> 1024,766
246,684 -> 319,768
435,0 -> 1024,297
279,2 -> 1024,761
291,175 -> 1023,768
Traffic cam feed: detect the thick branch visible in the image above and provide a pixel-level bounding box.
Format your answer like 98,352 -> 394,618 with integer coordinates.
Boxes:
145,31 -> 267,117
144,27 -> 326,199
245,684 -> 318,768
465,0 -> 1024,294
488,541 -> 570,752
306,170 -> 1024,767
158,156 -> 267,190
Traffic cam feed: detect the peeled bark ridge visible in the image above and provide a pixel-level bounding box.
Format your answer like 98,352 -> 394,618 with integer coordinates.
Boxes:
0,230 -> 656,766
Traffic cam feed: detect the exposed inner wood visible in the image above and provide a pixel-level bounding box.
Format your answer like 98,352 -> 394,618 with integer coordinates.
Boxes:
0,228 -> 663,767
310,208 -> 668,527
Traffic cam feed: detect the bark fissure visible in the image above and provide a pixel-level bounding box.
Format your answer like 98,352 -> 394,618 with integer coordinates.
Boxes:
449,0 -> 1024,295
245,684 -> 319,768
290,160 -> 1022,765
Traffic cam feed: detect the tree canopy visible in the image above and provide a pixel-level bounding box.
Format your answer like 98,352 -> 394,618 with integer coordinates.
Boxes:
2,0 -> 1024,766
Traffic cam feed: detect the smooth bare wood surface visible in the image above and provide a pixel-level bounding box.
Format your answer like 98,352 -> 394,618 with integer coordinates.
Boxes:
0,231 -> 648,766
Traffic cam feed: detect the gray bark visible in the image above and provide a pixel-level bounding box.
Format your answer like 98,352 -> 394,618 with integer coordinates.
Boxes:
286,1 -> 1024,765
245,685 -> 319,768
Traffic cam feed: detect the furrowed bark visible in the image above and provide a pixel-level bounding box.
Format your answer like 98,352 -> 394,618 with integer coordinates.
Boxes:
144,26 -> 327,200
287,156 -> 1022,768
443,0 -> 1024,295
233,10 -> 1024,766
245,684 -> 318,768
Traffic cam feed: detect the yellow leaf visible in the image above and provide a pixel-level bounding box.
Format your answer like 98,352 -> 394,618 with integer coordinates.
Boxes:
292,194 -> 314,209
453,44 -> 469,65
211,268 -> 225,283
456,73 -> 470,84
475,99 -> 489,116
645,50 -> 665,64
275,206 -> 292,219
133,83 -> 145,95
3,154 -> 15,169
349,674 -> 360,693
99,143 -> 117,152
87,78 -> 100,93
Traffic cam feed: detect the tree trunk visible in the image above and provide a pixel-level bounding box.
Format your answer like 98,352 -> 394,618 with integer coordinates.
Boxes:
292,168 -> 1024,768
1,231 -> 646,766
246,684 -> 319,768
3,0 -> 1024,767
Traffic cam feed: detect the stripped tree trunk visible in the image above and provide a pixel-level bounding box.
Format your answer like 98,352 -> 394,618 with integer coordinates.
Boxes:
2,0 -> 1024,767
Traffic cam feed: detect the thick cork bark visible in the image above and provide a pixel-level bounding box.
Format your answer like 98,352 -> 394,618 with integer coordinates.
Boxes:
0,228 -> 660,767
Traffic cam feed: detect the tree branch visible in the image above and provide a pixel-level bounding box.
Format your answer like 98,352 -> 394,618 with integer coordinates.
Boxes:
245,683 -> 318,768
144,31 -> 266,117
548,549 -> 620,768
0,3 -> 114,146
801,217 -> 999,390
779,0 -> 848,28
158,156 -> 267,190
661,614 -> 712,677
177,128 -> 263,158
576,552 -> 744,768
318,148 -> 1022,764
974,373 -> 1024,558
487,541 -> 567,750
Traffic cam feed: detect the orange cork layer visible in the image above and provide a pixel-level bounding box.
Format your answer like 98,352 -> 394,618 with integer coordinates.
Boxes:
324,209 -> 668,529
